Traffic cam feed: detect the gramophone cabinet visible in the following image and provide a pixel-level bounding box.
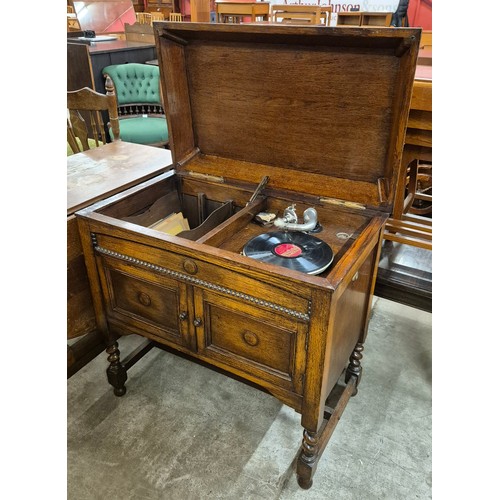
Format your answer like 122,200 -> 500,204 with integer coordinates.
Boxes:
77,23 -> 420,489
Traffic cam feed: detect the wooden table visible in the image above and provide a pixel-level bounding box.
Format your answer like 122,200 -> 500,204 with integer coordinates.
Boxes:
68,142 -> 173,377
216,2 -> 270,23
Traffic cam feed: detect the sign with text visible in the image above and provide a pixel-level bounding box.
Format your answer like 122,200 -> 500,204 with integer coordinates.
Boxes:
277,0 -> 400,13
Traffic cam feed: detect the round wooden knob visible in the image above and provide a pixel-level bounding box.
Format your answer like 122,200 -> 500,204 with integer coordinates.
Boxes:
183,259 -> 198,275
242,331 -> 259,347
138,292 -> 151,306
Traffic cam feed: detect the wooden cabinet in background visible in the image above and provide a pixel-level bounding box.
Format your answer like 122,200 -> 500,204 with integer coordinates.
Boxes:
144,0 -> 176,17
191,0 -> 211,21
67,40 -> 157,95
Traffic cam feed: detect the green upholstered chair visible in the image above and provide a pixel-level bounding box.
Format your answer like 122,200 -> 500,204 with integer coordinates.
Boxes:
102,63 -> 169,148
67,75 -> 121,155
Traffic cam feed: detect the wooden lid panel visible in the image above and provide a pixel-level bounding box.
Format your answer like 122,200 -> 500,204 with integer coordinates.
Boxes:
155,24 -> 420,209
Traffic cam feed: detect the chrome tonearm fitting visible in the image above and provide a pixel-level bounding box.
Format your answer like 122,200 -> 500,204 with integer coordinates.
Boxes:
274,205 -> 319,232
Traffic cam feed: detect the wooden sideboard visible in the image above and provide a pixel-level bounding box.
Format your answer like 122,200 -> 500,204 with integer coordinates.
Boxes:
68,142 -> 173,377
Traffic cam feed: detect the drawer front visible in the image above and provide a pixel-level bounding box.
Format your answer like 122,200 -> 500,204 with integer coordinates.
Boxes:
94,233 -> 312,324
194,289 -> 307,394
98,256 -> 191,348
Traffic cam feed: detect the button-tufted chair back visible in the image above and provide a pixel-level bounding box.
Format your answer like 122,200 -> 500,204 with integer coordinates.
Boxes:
104,63 -> 162,106
102,63 -> 169,148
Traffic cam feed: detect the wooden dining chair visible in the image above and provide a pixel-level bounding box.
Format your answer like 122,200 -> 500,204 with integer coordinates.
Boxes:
150,12 -> 165,22
169,12 -> 183,22
136,12 -> 152,24
67,75 -> 120,155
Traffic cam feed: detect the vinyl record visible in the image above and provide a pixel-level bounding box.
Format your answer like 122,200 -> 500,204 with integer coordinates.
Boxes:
243,231 -> 334,275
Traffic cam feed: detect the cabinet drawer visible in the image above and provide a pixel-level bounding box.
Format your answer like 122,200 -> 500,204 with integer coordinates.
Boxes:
98,256 -> 191,348
194,289 -> 307,394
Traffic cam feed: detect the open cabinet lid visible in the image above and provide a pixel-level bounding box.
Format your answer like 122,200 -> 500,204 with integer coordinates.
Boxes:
154,23 -> 421,211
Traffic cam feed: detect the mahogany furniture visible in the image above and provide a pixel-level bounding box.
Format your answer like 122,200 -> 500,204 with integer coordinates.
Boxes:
133,0 -> 179,16
216,2 -> 270,23
143,0 -> 175,18
76,23 -> 420,488
67,142 -> 173,377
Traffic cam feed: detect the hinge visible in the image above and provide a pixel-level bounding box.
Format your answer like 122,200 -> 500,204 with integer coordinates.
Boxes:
319,197 -> 366,210
184,171 -> 225,183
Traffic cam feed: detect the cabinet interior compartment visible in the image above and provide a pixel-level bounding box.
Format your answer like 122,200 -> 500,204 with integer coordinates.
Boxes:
95,174 -> 249,242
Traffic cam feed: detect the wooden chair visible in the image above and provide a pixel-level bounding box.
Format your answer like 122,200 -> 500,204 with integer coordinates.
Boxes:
102,63 -> 169,148
169,12 -> 183,21
136,12 -> 152,24
385,80 -> 432,250
150,12 -> 165,22
67,75 -> 120,154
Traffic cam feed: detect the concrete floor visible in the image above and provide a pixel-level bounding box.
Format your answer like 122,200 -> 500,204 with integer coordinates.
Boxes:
67,297 -> 431,499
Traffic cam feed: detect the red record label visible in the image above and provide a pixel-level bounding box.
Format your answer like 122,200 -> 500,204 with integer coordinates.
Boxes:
274,243 -> 302,258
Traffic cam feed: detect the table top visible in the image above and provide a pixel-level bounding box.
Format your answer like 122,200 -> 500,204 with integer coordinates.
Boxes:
86,39 -> 156,54
68,141 -> 173,215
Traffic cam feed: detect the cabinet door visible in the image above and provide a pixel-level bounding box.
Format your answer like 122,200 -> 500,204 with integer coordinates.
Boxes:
97,256 -> 192,349
192,288 -> 308,394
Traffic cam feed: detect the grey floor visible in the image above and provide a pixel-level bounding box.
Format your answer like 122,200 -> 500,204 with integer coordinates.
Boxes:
68,297 -> 431,500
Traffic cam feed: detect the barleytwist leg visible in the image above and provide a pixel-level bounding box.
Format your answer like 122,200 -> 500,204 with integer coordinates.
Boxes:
345,342 -> 364,396
297,429 -> 319,489
106,341 -> 127,397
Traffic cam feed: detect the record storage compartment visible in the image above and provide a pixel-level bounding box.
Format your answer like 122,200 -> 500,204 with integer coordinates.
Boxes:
76,23 -> 420,489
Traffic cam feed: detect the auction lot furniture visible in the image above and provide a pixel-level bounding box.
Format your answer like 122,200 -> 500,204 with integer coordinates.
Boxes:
336,11 -> 392,26
77,23 -> 420,488
67,40 -> 157,96
67,142 -> 173,376
216,1 -> 270,22
271,4 -> 332,25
